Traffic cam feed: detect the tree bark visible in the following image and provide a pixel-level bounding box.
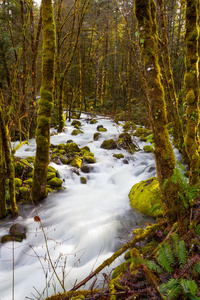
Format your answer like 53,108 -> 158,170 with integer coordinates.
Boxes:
184,0 -> 200,186
135,0 -> 187,226
31,0 -> 56,202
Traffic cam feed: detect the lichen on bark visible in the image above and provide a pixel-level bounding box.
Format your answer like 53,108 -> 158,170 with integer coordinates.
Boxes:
31,0 -> 56,202
184,0 -> 200,186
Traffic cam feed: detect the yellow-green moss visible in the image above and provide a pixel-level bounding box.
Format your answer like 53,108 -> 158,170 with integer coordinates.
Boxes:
113,153 -> 124,159
48,177 -> 62,188
143,145 -> 154,153
65,142 -> 80,154
14,178 -> 22,188
129,177 -> 162,217
19,187 -> 31,202
100,139 -> 118,150
70,157 -> 82,168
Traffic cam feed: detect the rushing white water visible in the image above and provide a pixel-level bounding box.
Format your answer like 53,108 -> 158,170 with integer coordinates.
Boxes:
0,114 -> 157,300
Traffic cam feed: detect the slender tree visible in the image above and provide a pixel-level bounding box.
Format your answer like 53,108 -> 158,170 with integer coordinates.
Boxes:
184,0 -> 199,186
135,0 -> 187,228
31,0 -> 56,202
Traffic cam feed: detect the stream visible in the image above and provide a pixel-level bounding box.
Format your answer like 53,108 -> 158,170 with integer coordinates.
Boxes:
0,113 -> 158,300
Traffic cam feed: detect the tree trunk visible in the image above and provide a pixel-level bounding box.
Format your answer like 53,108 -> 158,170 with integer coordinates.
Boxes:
184,0 -> 199,186
135,0 -> 187,227
31,0 -> 56,202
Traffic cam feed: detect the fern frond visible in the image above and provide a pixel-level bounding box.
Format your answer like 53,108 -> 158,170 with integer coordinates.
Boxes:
180,279 -> 198,295
171,233 -> 180,257
157,242 -> 174,274
178,191 -> 189,209
195,224 -> 200,236
178,240 -> 187,267
193,262 -> 200,275
159,278 -> 180,300
144,260 -> 163,274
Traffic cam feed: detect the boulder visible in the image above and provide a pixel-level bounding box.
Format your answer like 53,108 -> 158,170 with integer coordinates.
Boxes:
100,139 -> 118,150
10,223 -> 26,240
80,177 -> 87,184
70,157 -> 83,168
90,119 -> 97,124
118,132 -> 139,153
48,177 -> 63,188
65,142 -> 80,154
93,132 -> 101,141
71,120 -> 81,127
113,153 -> 124,159
129,177 -> 162,218
81,164 -> 94,173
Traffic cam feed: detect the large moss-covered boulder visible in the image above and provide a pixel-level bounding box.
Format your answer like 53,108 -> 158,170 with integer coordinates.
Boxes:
71,119 -> 81,127
70,157 -> 83,168
129,177 -> 162,217
118,132 -> 139,153
48,177 -> 63,188
100,139 -> 118,150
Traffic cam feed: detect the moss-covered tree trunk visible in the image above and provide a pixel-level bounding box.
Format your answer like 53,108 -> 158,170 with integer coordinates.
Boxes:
31,0 -> 55,202
184,0 -> 199,186
0,107 -> 18,217
135,0 -> 187,226
157,0 -> 186,159
0,128 -> 6,219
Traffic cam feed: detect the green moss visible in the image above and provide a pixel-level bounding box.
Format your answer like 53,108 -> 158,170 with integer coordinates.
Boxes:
14,178 -> 22,188
71,120 -> 81,127
112,261 -> 128,279
80,146 -> 91,153
52,148 -> 59,153
98,127 -> 107,132
23,178 -> 33,186
93,132 -> 101,141
51,153 -> 59,159
70,157 -> 82,168
118,132 -> 139,153
123,121 -> 137,131
100,139 -> 118,150
71,129 -> 83,136
19,187 -> 31,202
1,234 -> 23,243
90,119 -> 97,124
48,177 -> 62,188
129,177 -> 162,217
57,143 -> 65,150
143,145 -> 154,153
48,166 -> 57,174
113,153 -> 124,159
59,150 -> 66,155
60,155 -> 69,164
26,156 -> 35,164
47,172 -> 56,180
65,142 -> 80,154
83,155 -> 96,163
80,177 -> 87,184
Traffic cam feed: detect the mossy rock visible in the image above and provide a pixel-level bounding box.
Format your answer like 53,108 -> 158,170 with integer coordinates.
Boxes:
70,157 -> 83,168
90,119 -> 97,124
15,178 -> 22,188
27,169 -> 34,178
65,142 -> 80,154
93,132 -> 101,141
48,177 -> 63,188
80,146 -> 91,153
19,187 -> 31,202
113,153 -> 124,159
143,145 -> 154,153
48,166 -> 57,174
1,234 -> 23,243
133,127 -> 153,141
59,149 -> 66,155
83,155 -> 96,164
47,172 -> 56,180
71,129 -> 83,135
71,120 -> 81,127
51,153 -> 59,159
123,122 -> 137,131
52,148 -> 59,154
81,164 -> 93,173
60,155 -> 69,164
10,223 -> 26,239
23,178 -> 33,186
14,158 -> 33,177
46,187 -> 54,194
97,125 -> 107,132
98,127 -> 107,132
57,143 -> 65,150
100,139 -> 118,150
80,177 -> 87,184
118,132 -> 139,153
129,177 -> 162,218
26,156 -> 35,164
